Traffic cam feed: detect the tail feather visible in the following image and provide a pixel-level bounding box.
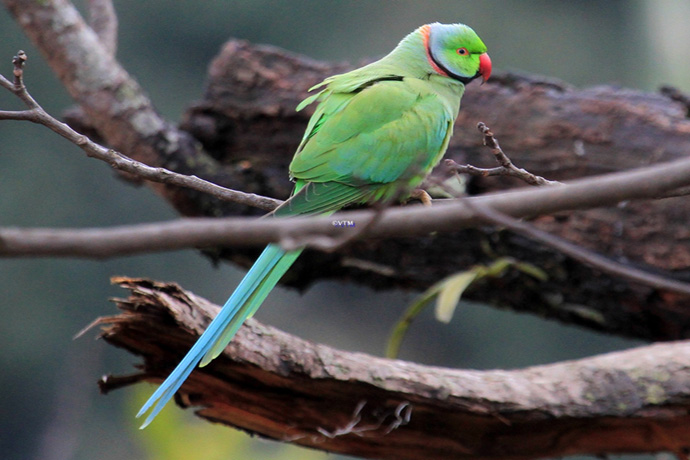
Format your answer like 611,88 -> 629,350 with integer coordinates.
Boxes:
137,243 -> 300,428
200,247 -> 303,365
137,182 -> 351,428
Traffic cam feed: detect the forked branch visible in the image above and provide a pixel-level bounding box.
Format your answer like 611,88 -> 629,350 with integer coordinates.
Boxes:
0,51 -> 281,211
445,122 -> 561,186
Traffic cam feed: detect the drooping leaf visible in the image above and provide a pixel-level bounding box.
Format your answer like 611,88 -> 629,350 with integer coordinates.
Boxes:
385,284 -> 442,359
434,271 -> 479,323
385,257 -> 549,359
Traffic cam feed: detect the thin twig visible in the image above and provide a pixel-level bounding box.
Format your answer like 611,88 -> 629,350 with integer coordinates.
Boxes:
0,108 -> 40,120
1,50 -> 41,109
462,197 -> 690,296
5,153 -> 690,261
0,52 -> 281,212
12,49 -> 27,88
437,124 -> 690,296
446,122 -> 562,186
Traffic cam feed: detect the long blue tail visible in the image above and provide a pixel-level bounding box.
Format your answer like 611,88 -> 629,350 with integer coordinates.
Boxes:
136,243 -> 302,428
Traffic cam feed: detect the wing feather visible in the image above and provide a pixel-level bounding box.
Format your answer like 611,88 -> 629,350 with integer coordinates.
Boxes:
290,79 -> 454,191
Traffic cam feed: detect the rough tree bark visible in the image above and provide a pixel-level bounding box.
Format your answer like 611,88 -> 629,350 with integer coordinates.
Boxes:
5,0 -> 690,343
179,40 -> 690,342
99,278 -> 690,459
6,1 -> 690,458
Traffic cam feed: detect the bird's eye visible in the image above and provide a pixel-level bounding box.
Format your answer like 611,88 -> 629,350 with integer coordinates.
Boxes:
456,47 -> 468,56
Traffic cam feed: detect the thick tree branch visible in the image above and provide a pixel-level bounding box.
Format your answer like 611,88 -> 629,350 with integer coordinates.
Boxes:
6,0 -> 690,343
98,277 -> 690,459
3,0 -> 265,218
86,0 -> 117,56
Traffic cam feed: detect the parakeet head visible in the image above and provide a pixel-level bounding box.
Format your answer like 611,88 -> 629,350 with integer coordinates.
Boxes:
422,22 -> 491,84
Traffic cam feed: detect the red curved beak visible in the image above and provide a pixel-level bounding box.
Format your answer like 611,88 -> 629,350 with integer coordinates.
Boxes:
479,53 -> 492,83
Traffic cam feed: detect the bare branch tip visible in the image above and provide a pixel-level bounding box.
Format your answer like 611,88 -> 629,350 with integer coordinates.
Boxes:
13,50 -> 27,66
477,121 -> 492,137
477,122 -> 499,149
12,50 -> 27,85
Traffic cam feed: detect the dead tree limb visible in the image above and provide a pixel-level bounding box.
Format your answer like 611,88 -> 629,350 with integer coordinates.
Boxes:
5,0 -> 690,342
98,277 -> 690,460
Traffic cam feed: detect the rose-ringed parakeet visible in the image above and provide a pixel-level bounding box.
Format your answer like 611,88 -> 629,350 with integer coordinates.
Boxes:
137,22 -> 491,427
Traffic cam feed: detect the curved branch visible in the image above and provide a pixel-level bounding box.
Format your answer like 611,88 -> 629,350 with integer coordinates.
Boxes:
3,0 -> 261,216
0,52 -> 282,211
99,277 -> 690,459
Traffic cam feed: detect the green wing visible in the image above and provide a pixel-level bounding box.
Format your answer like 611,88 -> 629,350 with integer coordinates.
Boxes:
279,78 -> 455,216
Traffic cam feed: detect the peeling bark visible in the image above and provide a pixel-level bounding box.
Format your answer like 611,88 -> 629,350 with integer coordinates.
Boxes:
99,278 -> 690,460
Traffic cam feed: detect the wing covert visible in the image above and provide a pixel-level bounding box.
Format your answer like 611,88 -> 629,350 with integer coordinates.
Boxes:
290,79 -> 454,187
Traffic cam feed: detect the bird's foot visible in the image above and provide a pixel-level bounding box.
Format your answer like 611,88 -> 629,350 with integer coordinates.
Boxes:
410,189 -> 432,207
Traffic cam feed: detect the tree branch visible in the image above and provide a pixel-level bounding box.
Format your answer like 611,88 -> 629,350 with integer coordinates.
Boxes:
0,50 -> 281,211
3,153 -> 690,257
445,122 -> 562,186
97,277 -> 690,459
462,197 -> 690,295
86,0 -> 118,56
3,0 -> 270,218
7,0 -> 690,343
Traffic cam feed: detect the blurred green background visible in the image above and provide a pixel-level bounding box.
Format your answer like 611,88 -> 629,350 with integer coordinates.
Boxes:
1,1 -> 688,459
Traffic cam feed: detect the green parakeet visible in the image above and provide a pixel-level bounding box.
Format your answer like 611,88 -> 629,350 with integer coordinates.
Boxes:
138,22 -> 491,427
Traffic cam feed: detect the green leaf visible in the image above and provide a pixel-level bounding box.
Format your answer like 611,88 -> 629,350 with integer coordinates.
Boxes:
385,257 -> 549,359
385,285 -> 442,359
434,271 -> 478,323
514,261 -> 549,281
385,268 -> 478,359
